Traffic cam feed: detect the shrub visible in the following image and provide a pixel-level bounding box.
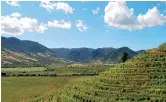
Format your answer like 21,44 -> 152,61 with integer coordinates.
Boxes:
25,74 -> 29,76
121,52 -> 128,63
12,74 -> 16,76
17,74 -> 23,76
30,74 -> 36,76
50,74 -> 57,77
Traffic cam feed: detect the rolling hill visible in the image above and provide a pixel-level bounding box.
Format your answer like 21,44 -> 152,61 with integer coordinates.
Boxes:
51,47 -> 141,63
57,42 -> 166,102
1,36 -> 143,67
1,37 -> 66,68
51,48 -> 114,62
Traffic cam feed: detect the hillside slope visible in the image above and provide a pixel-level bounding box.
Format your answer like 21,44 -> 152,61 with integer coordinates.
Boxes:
51,47 -> 139,63
51,48 -> 114,62
58,43 -> 166,102
92,47 -> 139,64
1,37 -> 65,67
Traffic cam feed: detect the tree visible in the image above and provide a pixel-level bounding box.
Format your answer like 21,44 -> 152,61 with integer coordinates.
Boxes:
121,52 -> 128,63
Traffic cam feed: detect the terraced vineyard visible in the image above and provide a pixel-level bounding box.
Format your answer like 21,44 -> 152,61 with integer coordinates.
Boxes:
53,43 -> 166,102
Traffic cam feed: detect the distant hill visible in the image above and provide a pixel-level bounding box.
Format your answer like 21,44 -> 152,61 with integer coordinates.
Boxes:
136,50 -> 145,53
59,42 -> 166,102
1,36 -> 144,67
101,47 -> 138,63
51,47 -> 142,63
1,37 -> 67,68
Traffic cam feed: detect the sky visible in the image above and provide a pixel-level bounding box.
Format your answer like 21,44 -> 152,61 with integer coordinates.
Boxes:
1,1 -> 166,51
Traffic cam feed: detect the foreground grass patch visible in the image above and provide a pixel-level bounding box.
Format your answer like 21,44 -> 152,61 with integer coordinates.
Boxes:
1,76 -> 93,102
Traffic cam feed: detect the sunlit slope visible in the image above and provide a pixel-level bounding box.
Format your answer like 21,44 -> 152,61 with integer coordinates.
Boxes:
1,37 -> 71,67
60,43 -> 166,102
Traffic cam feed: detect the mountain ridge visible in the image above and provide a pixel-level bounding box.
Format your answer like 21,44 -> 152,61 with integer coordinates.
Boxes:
1,36 -> 144,67
51,46 -> 143,63
1,36 -> 66,68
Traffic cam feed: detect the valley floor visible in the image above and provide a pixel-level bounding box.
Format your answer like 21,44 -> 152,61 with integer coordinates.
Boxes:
1,76 -> 93,102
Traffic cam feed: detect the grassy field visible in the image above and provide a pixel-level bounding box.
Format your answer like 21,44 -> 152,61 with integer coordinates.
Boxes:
2,76 -> 93,102
2,64 -> 114,76
48,64 -> 114,75
54,66 -> 110,75
1,67 -> 47,73
1,64 -> 114,102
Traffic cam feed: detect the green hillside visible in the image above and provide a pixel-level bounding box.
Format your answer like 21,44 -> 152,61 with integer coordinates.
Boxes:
56,43 -> 166,102
51,47 -> 140,63
1,37 -> 69,68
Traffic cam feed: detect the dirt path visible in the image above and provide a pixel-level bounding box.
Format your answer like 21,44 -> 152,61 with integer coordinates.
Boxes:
19,88 -> 56,102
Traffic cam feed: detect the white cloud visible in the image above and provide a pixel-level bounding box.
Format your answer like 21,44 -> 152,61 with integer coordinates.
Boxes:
40,1 -> 54,12
92,7 -> 100,15
6,1 -> 19,7
36,24 -> 47,33
76,20 -> 88,32
1,12 -> 47,35
104,1 -> 166,30
55,2 -> 74,14
40,1 -> 74,14
10,12 -> 21,18
47,20 -> 71,29
137,7 -> 166,27
164,10 -> 166,13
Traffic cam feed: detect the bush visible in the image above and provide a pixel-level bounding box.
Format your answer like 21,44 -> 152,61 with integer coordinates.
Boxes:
121,52 -> 128,63
154,99 -> 159,102
30,74 -> 36,76
25,74 -> 29,76
50,74 -> 57,77
43,74 -> 48,76
12,74 -> 16,76
17,74 -> 23,76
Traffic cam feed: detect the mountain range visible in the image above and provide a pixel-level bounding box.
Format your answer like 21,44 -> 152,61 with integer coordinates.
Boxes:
1,36 -> 144,67
1,37 -> 66,68
51,47 -> 143,63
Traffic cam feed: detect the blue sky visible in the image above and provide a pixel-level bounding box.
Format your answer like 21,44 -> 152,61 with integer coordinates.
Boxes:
1,1 -> 166,50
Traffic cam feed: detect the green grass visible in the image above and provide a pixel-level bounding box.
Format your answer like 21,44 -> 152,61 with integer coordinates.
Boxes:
1,76 -> 93,102
55,66 -> 110,75
1,63 -> 114,102
158,42 -> 166,50
1,67 -> 47,73
48,64 -> 114,75
49,43 -> 166,102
